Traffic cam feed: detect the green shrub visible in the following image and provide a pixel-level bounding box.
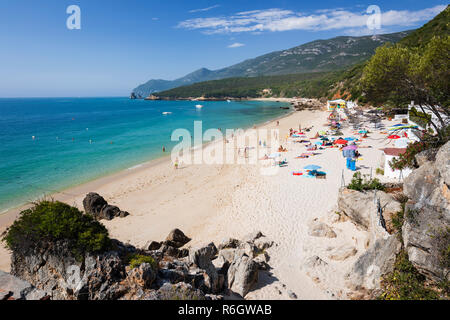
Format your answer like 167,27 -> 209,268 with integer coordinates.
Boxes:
375,168 -> 384,175
126,253 -> 158,270
347,172 -> 386,191
378,250 -> 440,300
2,201 -> 111,255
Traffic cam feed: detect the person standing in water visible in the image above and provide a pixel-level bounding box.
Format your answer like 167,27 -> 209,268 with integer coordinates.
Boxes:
162,146 -> 166,152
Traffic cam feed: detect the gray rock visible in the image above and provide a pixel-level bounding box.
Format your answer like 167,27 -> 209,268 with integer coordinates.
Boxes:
435,141 -> 450,186
126,263 -> 156,289
415,148 -> 438,167
165,229 -> 191,248
346,235 -> 401,296
189,243 -> 220,293
0,270 -> 48,300
243,231 -> 264,243
308,221 -> 337,238
227,252 -> 258,298
402,204 -> 450,282
328,245 -> 357,261
218,238 -> 240,250
253,236 -> 275,251
147,241 -> 162,251
253,252 -> 270,270
82,192 -> 129,221
218,248 -> 236,264
152,282 -> 205,300
401,141 -> 450,282
304,255 -> 328,268
338,188 -> 401,234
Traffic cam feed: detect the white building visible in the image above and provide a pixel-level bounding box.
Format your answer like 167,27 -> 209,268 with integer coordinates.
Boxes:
382,148 -> 413,180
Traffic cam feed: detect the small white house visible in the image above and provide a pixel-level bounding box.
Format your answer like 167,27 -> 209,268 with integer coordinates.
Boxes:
382,148 -> 412,180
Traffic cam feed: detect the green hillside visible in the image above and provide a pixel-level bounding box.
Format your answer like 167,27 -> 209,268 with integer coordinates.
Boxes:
400,6 -> 449,47
154,7 -> 448,102
134,31 -> 410,97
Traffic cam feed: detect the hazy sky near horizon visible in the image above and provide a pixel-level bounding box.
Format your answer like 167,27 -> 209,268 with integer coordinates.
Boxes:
0,0 -> 446,97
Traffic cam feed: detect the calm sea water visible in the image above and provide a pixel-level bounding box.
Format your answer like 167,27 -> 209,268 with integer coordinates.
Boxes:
0,97 -> 289,212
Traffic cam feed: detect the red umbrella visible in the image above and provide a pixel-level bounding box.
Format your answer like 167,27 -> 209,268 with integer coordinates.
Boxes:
388,135 -> 401,139
334,138 -> 348,145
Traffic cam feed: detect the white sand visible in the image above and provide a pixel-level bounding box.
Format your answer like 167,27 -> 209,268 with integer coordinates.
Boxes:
0,106 -> 400,299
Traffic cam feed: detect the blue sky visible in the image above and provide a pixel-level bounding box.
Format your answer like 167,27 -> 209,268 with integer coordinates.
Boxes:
0,0 -> 446,97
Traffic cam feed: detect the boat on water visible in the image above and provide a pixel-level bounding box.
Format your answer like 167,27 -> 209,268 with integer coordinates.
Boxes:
227,99 -> 231,103
162,112 -> 172,115
195,104 -> 204,109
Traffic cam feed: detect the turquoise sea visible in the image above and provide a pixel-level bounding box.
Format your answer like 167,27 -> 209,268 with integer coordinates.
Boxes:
0,97 -> 290,212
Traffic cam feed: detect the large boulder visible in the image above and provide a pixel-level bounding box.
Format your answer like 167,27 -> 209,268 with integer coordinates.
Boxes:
149,282 -> 205,300
189,243 -> 220,293
346,235 -> 401,298
435,141 -> 450,186
338,188 -> 401,237
10,239 -> 128,300
82,193 -> 129,221
308,220 -> 337,238
227,252 -> 258,298
0,270 -> 49,300
402,142 -> 450,282
165,229 -> 191,248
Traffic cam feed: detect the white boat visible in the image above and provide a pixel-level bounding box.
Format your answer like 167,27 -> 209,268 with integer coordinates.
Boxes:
195,104 -> 203,109
227,99 -> 231,103
162,112 -> 172,115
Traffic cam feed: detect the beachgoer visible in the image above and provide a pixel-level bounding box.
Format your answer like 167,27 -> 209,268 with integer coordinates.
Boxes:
174,157 -> 179,169
162,146 -> 166,152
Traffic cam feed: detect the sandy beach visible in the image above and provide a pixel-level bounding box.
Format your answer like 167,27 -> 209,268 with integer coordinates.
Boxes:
0,104 -> 399,299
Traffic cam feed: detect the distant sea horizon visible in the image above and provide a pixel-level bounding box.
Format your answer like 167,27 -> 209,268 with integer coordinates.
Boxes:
0,97 -> 290,213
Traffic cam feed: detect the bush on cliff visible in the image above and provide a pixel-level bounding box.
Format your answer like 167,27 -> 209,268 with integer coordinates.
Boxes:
2,200 -> 111,254
378,251 -> 440,300
126,253 -> 158,270
347,172 -> 385,191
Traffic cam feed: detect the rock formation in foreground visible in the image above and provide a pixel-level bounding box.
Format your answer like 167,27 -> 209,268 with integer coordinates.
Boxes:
1,200 -> 274,300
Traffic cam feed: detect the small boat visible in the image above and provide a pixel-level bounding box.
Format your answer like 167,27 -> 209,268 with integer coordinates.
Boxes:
195,104 -> 204,109
162,112 -> 172,115
227,99 -> 231,103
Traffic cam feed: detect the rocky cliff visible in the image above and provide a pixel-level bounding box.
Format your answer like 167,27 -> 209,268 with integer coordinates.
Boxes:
2,199 -> 275,300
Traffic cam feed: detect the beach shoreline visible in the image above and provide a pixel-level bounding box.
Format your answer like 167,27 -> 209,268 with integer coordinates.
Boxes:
0,104 -> 399,299
0,102 -> 295,224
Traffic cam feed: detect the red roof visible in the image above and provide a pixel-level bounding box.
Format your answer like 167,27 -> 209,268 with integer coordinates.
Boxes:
381,148 -> 407,156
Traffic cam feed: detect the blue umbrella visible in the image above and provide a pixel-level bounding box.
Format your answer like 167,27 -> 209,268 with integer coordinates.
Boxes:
303,164 -> 322,170
314,141 -> 323,145
344,137 -> 356,141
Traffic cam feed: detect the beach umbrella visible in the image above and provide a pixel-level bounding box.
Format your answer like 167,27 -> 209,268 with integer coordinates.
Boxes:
319,131 -> 327,136
314,141 -> 323,145
343,145 -> 358,150
344,137 -> 356,141
388,135 -> 401,139
392,124 -> 404,127
320,137 -> 329,141
334,139 -> 348,145
358,130 -> 367,134
303,164 -> 321,170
